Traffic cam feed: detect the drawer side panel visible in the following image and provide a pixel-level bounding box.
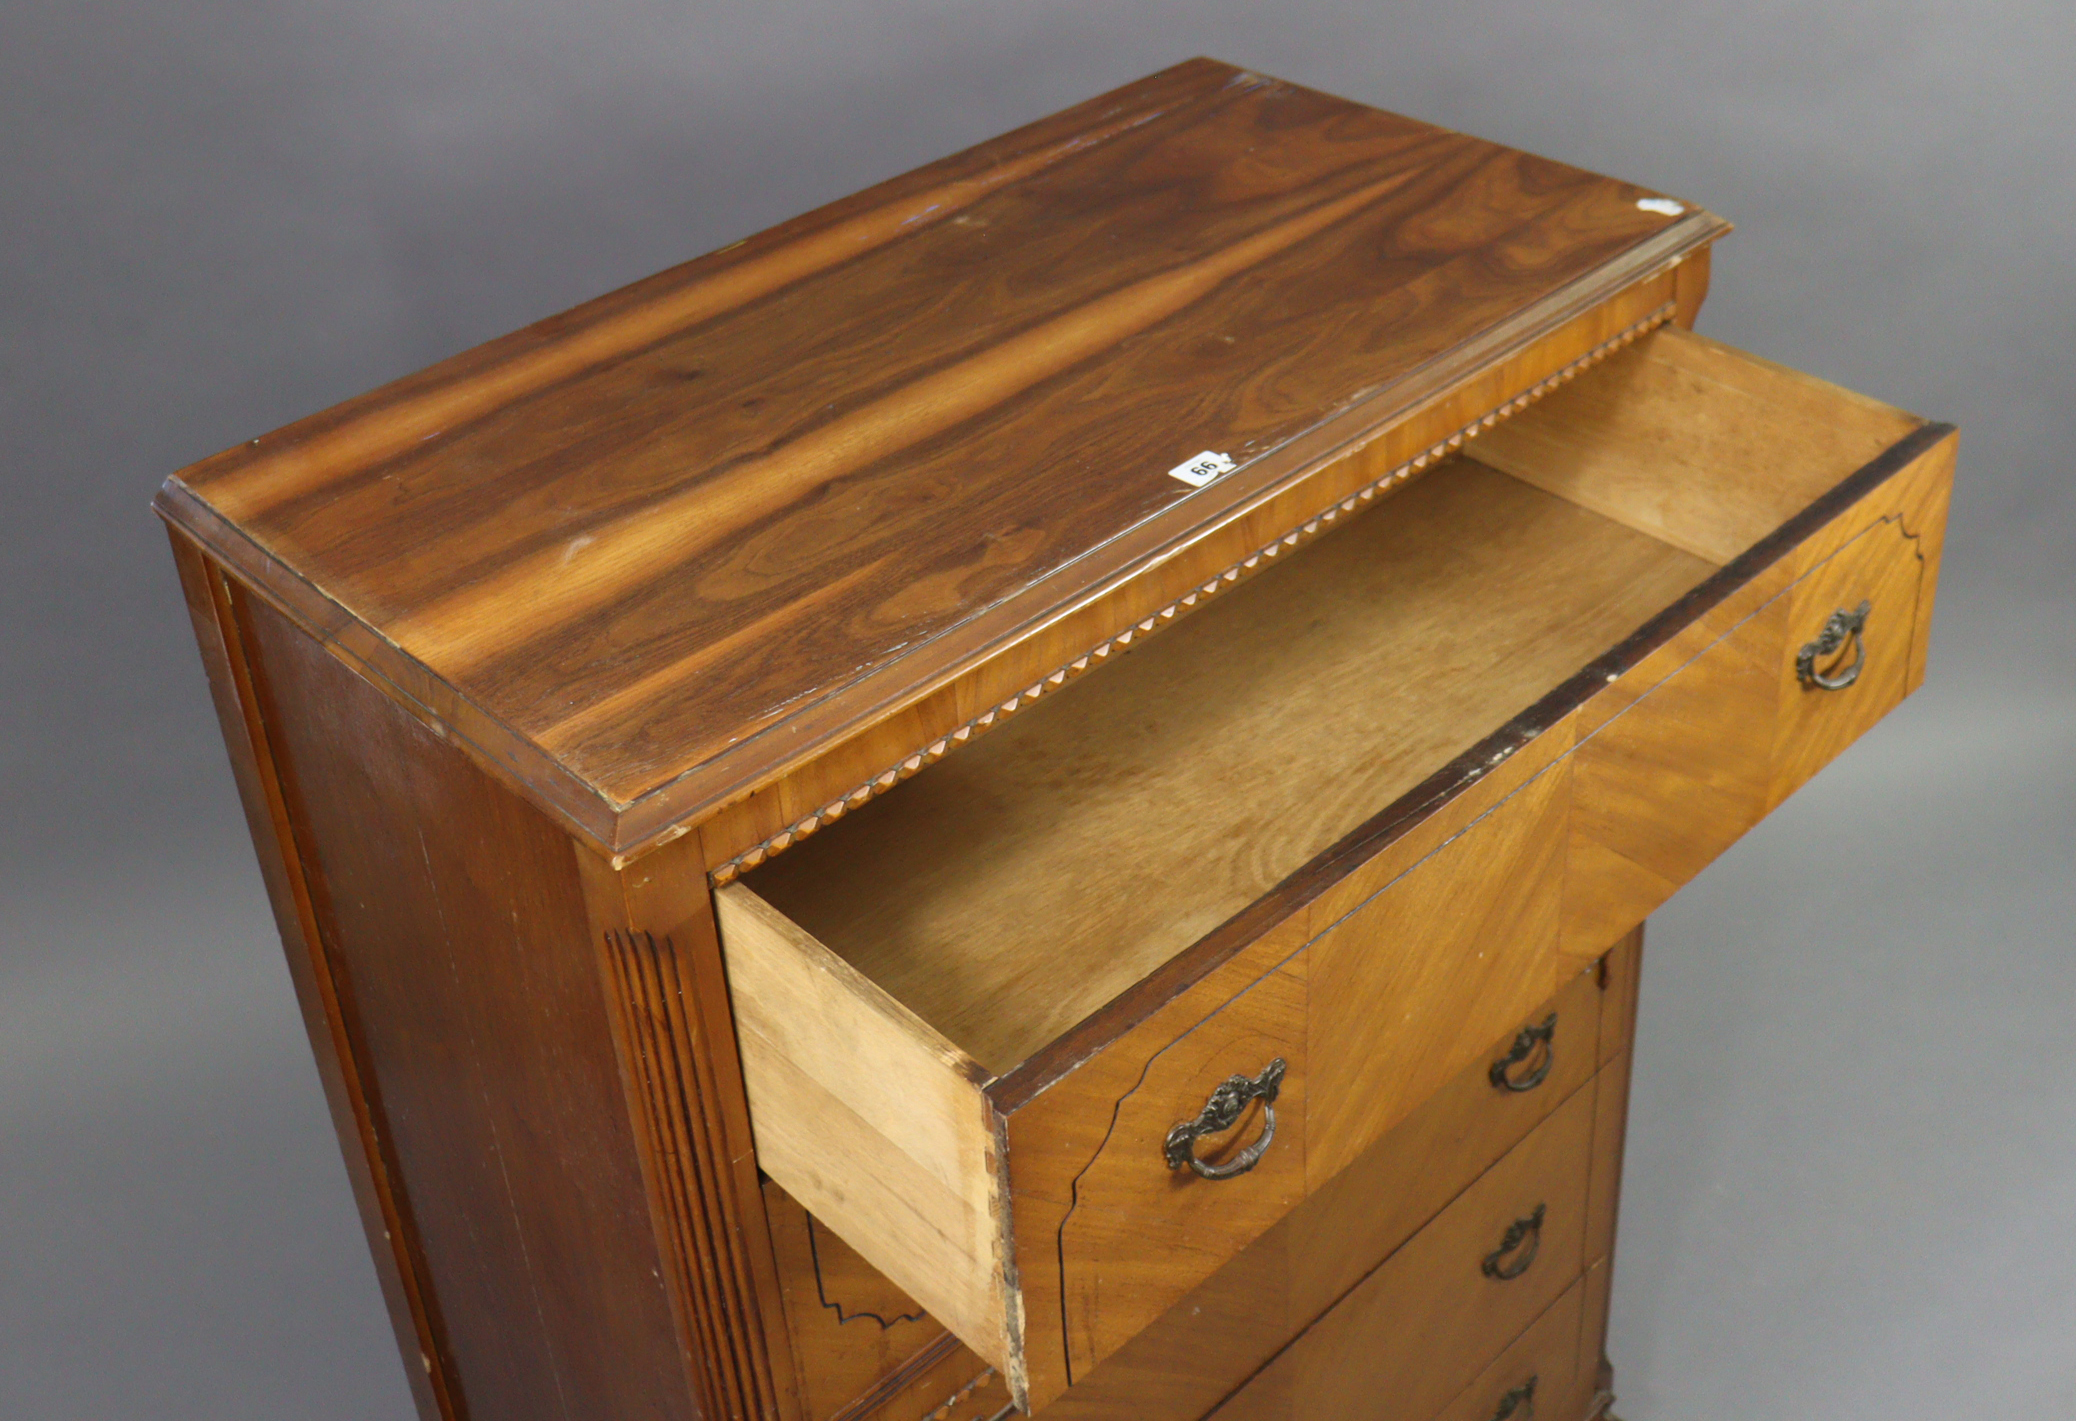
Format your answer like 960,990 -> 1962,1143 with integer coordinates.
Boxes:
713,885 -> 1017,1389
236,591 -> 699,1421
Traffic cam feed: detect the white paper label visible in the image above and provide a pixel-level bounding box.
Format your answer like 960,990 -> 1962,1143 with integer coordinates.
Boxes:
1167,449 -> 1238,488
1636,197 -> 1685,216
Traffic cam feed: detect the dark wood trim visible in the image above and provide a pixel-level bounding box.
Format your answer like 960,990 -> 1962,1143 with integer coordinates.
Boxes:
989,417 -> 1953,1110
166,529 -> 459,1421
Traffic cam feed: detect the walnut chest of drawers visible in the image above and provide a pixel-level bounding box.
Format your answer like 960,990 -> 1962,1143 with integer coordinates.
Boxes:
158,57 -> 1954,1421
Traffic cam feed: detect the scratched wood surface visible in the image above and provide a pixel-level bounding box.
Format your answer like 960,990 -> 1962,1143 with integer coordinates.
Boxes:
156,57 -> 1716,856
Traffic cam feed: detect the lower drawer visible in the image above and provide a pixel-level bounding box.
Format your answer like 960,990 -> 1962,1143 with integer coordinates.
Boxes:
784,937 -> 1638,1421
1431,1278 -> 1593,1421
1209,1081 -> 1595,1421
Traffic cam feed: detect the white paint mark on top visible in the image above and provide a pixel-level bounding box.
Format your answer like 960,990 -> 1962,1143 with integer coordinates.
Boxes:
1637,197 -> 1685,216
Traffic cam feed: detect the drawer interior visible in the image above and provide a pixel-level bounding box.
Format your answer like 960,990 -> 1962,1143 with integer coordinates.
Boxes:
737,326 -> 1921,1076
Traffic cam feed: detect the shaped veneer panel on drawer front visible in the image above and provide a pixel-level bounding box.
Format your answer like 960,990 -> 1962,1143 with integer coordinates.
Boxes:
1562,579 -> 1791,962
1769,445 -> 1950,807
1210,1081 -> 1595,1421
1284,960 -> 1610,1328
1054,957 -> 1307,1383
713,334 -> 1950,1411
1027,959 -> 1615,1421
1000,910 -> 1314,1407
1560,424 -> 1954,957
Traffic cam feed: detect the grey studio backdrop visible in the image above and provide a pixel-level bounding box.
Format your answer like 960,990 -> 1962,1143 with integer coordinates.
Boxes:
4,3 -> 2071,1418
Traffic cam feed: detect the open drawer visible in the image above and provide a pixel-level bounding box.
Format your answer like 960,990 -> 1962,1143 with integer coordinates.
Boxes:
712,326 -> 1953,1410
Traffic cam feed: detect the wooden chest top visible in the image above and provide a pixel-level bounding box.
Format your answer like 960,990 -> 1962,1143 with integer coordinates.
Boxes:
156,57 -> 1724,855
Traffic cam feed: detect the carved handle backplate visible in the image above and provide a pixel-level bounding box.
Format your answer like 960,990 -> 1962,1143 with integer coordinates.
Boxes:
1796,598 -> 1872,690
1163,1058 -> 1285,1180
1492,1376 -> 1538,1420
1482,1202 -> 1546,1281
1489,1013 -> 1557,1093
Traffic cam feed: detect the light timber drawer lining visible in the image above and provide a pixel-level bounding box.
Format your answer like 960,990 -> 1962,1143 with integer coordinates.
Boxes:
708,300 -> 1678,888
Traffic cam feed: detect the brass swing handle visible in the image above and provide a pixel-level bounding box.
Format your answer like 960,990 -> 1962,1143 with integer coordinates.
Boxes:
1491,1376 -> 1538,1420
1489,1013 -> 1557,1093
1482,1202 -> 1546,1280
1797,599 -> 1872,690
1163,1058 -> 1285,1180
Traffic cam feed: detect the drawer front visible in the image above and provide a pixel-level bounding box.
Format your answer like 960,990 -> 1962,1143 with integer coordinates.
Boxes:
1013,755 -> 1578,1399
1563,577 -> 1789,959
1210,1080 -> 1596,1421
717,336 -> 1951,1409
1029,954 -> 1627,1421
1563,438 -> 1945,957
1431,1278 -> 1590,1421
1057,959 -> 1309,1378
1770,509 -> 1926,807
1306,752 -> 1574,1186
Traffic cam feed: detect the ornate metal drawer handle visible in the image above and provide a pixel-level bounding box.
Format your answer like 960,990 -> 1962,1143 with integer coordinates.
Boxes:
1492,1376 -> 1538,1420
1163,1058 -> 1285,1180
1482,1202 -> 1546,1280
1796,599 -> 1872,690
1488,1013 -> 1557,1093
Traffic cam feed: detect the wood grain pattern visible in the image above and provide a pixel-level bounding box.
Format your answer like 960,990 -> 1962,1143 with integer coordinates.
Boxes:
999,906 -> 1319,1409
761,1180 -> 948,1421
1209,1083 -> 1596,1421
968,960 -> 1622,1421
1429,1279 -> 1590,1421
1899,436 -> 1956,695
156,58 -> 1723,860
744,461 -> 1711,1075
1475,326 -> 1921,565
1305,754 -> 1575,1186
593,923 -> 793,1420
710,337 -> 1948,1407
166,532 -> 454,1421
155,54 -> 1962,1421
712,882 -> 1022,1403
1562,592 -> 1787,964
1576,950 -> 1640,1419
583,828 -> 807,1421
1770,515 -> 1925,808
1671,242 -> 1712,331
1058,959 -> 1307,1381
1283,959 -> 1613,1322
702,292 -> 1684,884
237,590 -> 701,1421
855,1362 -> 1012,1421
